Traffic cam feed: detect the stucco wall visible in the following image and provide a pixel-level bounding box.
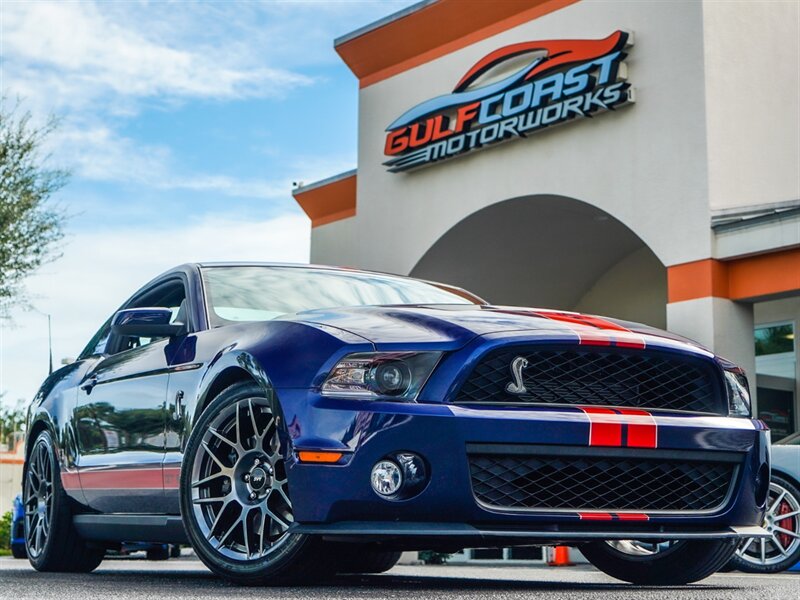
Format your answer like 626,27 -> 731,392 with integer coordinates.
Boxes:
0,460 -> 22,512
313,0 -> 715,271
574,246 -> 667,328
702,0 -> 800,210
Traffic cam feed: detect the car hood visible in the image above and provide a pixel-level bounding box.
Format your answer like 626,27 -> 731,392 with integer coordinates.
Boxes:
282,304 -> 712,356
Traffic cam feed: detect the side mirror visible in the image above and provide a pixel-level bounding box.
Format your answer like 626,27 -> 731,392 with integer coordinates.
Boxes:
111,307 -> 184,339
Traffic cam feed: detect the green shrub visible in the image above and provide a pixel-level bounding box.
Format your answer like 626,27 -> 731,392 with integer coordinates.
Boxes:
0,511 -> 12,551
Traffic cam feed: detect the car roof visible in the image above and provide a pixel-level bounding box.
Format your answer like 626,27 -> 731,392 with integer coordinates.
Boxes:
195,261 -> 356,271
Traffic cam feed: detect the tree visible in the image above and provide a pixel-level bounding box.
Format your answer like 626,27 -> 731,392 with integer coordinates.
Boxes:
0,398 -> 26,450
0,101 -> 68,316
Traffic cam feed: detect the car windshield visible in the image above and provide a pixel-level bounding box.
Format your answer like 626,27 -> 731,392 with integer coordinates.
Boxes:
201,266 -> 481,326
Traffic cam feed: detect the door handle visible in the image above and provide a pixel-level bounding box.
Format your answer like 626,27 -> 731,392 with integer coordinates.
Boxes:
80,376 -> 98,394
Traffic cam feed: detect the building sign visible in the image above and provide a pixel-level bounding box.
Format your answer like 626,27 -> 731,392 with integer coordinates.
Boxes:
384,31 -> 634,173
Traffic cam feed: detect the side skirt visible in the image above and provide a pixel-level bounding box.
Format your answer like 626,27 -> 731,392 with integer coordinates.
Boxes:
73,514 -> 189,545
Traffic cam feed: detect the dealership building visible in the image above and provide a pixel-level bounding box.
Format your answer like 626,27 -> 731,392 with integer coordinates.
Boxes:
293,0 -> 800,449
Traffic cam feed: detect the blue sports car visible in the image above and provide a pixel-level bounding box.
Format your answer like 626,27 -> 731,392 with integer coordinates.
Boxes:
10,494 -> 26,558
22,263 -> 769,585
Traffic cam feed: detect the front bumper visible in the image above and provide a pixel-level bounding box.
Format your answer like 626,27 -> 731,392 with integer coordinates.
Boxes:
282,391 -> 770,543
291,522 -> 770,547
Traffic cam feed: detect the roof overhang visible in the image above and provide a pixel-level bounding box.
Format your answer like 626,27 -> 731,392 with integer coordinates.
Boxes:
335,0 -> 580,87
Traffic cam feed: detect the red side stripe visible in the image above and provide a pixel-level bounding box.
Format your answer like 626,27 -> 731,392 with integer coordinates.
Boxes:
78,467 -> 164,490
60,471 -> 82,491
578,512 -> 614,521
163,466 -> 181,490
615,408 -> 658,448
580,407 -> 622,447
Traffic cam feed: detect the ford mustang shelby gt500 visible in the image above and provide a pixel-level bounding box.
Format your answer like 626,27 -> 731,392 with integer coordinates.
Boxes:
23,264 -> 769,585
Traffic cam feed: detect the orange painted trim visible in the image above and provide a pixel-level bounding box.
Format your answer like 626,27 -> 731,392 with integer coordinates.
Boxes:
728,247 -> 800,301
336,0 -> 581,89
297,451 -> 344,464
0,454 -> 24,465
314,207 -> 357,228
667,247 -> 800,303
667,259 -> 729,303
292,174 -> 356,228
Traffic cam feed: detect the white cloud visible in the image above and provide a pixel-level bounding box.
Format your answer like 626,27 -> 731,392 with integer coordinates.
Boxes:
0,213 -> 311,405
49,124 -> 294,199
47,122 -> 356,201
0,0 -> 413,406
1,1 -> 313,114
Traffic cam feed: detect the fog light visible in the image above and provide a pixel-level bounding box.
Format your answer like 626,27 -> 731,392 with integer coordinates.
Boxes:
371,460 -> 403,497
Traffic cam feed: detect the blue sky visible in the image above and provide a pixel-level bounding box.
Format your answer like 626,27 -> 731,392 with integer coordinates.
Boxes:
0,0 -> 414,406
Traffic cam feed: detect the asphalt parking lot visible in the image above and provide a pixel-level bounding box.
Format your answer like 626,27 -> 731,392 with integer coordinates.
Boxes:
1,557 -> 798,600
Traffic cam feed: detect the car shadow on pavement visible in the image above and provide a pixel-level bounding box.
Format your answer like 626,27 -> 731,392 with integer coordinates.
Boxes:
49,569 -> 741,594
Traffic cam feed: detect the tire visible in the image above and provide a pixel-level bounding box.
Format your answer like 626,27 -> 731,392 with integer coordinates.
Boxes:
333,544 -> 402,574
170,544 -> 182,558
11,543 -> 27,559
146,546 -> 170,561
24,430 -> 104,573
717,562 -> 737,572
180,381 -> 334,585
581,539 -> 738,585
727,475 -> 800,574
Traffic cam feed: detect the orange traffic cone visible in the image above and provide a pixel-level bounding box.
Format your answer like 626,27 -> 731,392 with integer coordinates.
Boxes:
548,545 -> 574,566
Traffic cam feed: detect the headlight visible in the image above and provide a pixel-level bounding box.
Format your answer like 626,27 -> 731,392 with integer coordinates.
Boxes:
321,352 -> 442,401
724,369 -> 751,417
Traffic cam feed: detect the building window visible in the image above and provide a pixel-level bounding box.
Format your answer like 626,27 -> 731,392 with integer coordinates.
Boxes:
755,322 -> 796,439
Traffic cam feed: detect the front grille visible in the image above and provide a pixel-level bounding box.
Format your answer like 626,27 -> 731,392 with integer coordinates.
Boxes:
455,345 -> 724,414
469,451 -> 738,512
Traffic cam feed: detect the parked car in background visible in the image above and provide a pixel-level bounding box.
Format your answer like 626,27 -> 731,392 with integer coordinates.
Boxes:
10,494 -> 26,558
21,264 -> 770,586
727,432 -> 800,573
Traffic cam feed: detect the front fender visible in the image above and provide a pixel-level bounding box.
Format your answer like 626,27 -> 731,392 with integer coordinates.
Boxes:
194,348 -> 276,422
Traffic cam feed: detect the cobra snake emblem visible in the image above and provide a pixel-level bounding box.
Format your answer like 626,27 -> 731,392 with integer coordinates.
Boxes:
505,356 -> 529,395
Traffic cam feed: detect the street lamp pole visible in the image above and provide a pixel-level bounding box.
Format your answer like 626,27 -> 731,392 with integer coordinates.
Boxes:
30,308 -> 54,376
47,313 -> 53,375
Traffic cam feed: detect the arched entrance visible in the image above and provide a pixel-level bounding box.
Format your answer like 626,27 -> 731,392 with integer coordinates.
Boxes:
410,195 -> 667,328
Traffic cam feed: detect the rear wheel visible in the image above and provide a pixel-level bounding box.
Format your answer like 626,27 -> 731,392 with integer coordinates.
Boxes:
581,538 -> 738,584
727,476 -> 800,573
180,381 -> 333,585
146,545 -> 170,561
11,543 -> 27,559
333,544 -> 402,574
24,430 -> 104,573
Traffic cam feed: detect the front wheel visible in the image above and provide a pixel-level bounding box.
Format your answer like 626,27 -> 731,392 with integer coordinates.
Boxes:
180,381 -> 333,585
581,538 -> 738,584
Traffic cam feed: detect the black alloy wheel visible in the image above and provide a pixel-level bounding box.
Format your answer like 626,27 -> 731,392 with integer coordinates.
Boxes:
180,381 -> 334,585
24,430 -> 104,573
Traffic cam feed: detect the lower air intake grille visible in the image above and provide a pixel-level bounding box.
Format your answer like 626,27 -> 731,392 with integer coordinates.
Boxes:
469,451 -> 737,512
